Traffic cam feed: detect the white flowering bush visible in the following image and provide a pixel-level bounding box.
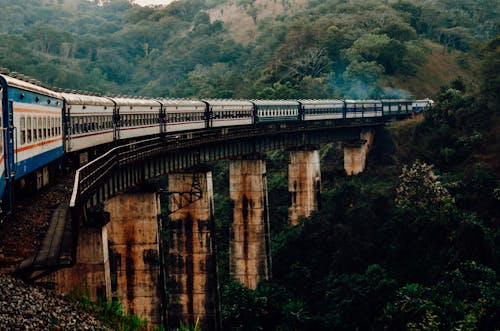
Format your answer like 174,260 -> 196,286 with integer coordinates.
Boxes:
395,160 -> 452,211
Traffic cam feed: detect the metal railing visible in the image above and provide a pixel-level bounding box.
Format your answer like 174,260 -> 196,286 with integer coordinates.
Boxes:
69,118 -> 390,217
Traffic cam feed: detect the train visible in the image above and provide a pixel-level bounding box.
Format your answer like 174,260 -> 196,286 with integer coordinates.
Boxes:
0,72 -> 433,212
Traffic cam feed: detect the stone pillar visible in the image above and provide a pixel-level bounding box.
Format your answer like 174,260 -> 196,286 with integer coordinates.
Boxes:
288,150 -> 321,225
344,130 -> 375,176
166,170 -> 220,331
105,191 -> 162,326
229,158 -> 271,289
39,225 -> 111,301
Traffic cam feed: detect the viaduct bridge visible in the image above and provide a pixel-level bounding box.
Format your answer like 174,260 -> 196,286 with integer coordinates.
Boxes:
20,117 -> 388,329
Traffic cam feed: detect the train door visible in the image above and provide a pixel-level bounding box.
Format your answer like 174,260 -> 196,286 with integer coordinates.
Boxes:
202,101 -> 212,128
1,85 -> 15,211
159,103 -> 167,134
0,88 -> 4,210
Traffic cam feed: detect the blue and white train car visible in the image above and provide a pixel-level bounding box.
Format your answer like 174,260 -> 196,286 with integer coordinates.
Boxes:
381,99 -> 413,116
344,100 -> 383,118
251,100 -> 300,123
299,99 -> 345,121
62,93 -> 115,152
204,99 -> 253,127
0,74 -> 63,183
412,99 -> 433,112
160,99 -> 207,133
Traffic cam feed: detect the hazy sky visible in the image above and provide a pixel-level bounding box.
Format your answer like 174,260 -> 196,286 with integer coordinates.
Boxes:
132,0 -> 175,6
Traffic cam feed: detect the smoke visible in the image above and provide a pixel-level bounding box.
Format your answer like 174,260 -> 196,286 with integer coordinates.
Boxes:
327,69 -> 413,99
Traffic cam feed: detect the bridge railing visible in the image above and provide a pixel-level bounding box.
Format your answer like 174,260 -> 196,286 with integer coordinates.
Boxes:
69,118 -> 391,220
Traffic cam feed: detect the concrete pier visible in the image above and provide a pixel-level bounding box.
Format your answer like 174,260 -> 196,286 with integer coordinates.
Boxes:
229,158 -> 271,289
344,130 -> 375,175
166,170 -> 220,331
38,225 -> 111,301
288,150 -> 321,225
105,192 -> 162,325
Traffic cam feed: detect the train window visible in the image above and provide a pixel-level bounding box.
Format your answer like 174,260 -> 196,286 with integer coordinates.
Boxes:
33,117 -> 38,142
43,117 -> 47,139
38,118 -> 42,140
20,117 -> 26,145
27,117 -> 32,143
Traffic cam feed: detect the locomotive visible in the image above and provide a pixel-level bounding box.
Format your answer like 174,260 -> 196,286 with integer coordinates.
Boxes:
0,72 -> 432,211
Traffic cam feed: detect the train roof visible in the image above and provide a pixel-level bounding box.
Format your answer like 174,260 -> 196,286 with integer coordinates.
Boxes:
251,100 -> 300,106
344,99 -> 382,103
61,93 -> 115,106
203,99 -> 253,107
0,74 -> 62,99
380,98 -> 412,103
108,97 -> 161,107
298,99 -> 344,106
158,98 -> 206,107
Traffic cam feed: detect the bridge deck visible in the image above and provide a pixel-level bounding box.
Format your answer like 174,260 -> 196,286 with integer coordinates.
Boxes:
18,201 -> 73,279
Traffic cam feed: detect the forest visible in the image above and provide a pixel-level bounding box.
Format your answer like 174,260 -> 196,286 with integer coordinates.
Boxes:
1,0 -> 499,329
0,0 -> 497,99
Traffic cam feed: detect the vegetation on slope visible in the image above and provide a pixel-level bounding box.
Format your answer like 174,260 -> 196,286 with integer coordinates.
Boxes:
214,32 -> 500,330
0,0 -> 497,99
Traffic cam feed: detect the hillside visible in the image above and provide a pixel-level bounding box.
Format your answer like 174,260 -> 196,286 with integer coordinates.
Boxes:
385,40 -> 468,98
207,0 -> 309,45
0,0 -> 497,99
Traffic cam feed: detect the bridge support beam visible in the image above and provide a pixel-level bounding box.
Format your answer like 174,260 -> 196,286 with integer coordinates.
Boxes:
343,130 -> 375,176
288,149 -> 321,225
38,225 -> 111,302
229,157 -> 271,289
105,191 -> 162,325
166,170 -> 221,331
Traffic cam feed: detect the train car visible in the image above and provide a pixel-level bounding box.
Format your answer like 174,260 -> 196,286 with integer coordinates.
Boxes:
0,74 -> 64,180
204,99 -> 254,127
299,99 -> 345,121
0,74 -> 64,207
344,99 -> 383,118
111,97 -> 162,140
159,99 -> 207,133
412,99 -> 433,112
381,99 -> 413,116
251,100 -> 300,123
62,93 -> 115,152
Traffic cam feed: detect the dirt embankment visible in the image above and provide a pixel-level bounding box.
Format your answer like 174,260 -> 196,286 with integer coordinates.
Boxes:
0,172 -> 74,273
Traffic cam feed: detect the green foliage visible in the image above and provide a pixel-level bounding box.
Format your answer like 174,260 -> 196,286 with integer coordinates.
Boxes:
221,280 -> 309,330
0,0 -> 496,98
384,261 -> 500,330
69,289 -> 148,330
395,160 -> 452,211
